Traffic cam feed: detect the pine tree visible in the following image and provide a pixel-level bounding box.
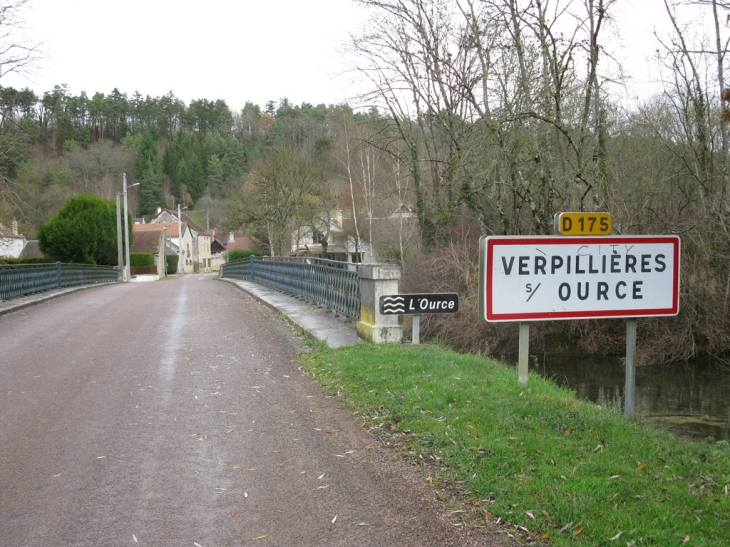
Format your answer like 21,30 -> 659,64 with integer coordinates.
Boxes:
136,130 -> 164,216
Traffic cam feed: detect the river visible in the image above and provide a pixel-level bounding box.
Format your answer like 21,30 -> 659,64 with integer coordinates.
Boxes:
529,355 -> 730,441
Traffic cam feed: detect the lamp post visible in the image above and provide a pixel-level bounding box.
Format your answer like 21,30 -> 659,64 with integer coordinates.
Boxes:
123,173 -> 139,282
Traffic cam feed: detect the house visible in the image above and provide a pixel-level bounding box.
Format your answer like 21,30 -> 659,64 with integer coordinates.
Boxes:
207,229 -> 231,271
292,213 -> 372,263
0,221 -> 27,258
291,207 -> 418,264
130,226 -> 167,278
149,209 -> 212,273
134,221 -> 194,273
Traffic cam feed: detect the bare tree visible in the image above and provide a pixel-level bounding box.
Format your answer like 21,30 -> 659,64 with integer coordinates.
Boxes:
0,0 -> 41,229
0,0 -> 41,81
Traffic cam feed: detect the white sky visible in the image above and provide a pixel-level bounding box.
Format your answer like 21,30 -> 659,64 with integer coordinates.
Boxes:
0,0 -> 719,112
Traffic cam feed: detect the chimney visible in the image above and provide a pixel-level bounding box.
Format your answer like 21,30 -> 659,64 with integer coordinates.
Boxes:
157,207 -> 162,215
335,208 -> 343,225
228,231 -> 235,243
11,220 -> 18,235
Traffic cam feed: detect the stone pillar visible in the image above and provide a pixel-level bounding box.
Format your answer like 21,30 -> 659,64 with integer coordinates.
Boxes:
357,264 -> 402,344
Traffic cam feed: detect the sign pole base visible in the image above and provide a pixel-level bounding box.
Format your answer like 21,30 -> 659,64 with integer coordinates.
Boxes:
519,322 -> 529,386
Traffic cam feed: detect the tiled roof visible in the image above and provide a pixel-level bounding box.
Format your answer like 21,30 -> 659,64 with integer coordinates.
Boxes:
19,240 -> 44,258
131,229 -> 164,253
134,222 -> 186,238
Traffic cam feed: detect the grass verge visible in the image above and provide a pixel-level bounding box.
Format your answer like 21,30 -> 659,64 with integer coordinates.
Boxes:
298,342 -> 730,546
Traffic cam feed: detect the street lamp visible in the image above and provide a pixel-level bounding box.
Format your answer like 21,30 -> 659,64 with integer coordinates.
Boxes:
123,173 -> 139,282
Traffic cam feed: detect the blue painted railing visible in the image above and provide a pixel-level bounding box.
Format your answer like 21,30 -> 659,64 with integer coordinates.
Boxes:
221,256 -> 361,320
0,262 -> 119,300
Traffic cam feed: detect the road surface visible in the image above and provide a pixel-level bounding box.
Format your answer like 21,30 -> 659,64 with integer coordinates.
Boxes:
0,275 -> 510,546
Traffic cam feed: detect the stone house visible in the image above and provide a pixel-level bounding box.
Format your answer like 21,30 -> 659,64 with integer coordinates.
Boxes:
149,209 -> 212,273
135,221 -> 194,273
130,226 -> 167,277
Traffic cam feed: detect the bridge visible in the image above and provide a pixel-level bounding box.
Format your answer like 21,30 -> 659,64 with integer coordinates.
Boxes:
0,269 -> 501,545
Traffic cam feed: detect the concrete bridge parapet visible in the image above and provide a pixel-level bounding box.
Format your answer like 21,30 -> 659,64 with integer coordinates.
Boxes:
357,263 -> 402,344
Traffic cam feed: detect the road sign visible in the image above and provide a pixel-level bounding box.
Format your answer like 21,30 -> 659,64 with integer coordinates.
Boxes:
479,235 -> 680,321
554,212 -> 612,235
380,293 -> 459,315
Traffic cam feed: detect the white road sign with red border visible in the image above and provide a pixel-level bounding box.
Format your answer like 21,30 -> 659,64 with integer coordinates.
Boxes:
480,235 -> 681,322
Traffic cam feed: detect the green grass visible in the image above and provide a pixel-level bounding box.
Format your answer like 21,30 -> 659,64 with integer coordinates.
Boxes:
299,343 -> 730,546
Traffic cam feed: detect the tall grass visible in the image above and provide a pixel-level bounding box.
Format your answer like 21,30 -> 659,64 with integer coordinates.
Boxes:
300,343 -> 730,546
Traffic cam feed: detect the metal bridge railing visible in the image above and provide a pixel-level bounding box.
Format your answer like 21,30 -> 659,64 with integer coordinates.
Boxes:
0,262 -> 119,300
221,256 -> 361,320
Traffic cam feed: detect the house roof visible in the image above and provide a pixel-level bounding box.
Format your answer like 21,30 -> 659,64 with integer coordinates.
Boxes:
0,223 -> 24,239
131,228 -> 164,254
19,240 -> 44,258
227,230 -> 255,251
153,209 -> 207,234
134,221 -> 187,238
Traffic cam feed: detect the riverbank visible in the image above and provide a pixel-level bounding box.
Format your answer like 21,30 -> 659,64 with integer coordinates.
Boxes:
298,343 -> 730,546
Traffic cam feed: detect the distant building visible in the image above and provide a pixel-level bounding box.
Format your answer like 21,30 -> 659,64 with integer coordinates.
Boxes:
149,209 -> 212,273
0,221 -> 27,258
291,207 -> 417,264
130,227 -> 167,277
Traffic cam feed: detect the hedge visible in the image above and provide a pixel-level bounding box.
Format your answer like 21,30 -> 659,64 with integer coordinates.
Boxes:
228,249 -> 266,261
129,252 -> 154,267
0,257 -> 54,265
166,254 -> 179,273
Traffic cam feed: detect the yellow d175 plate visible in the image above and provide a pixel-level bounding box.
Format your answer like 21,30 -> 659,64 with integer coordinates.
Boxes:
554,212 -> 612,235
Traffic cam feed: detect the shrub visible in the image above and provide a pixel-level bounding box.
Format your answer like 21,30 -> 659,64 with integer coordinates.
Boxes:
228,249 -> 265,261
165,254 -> 178,273
0,257 -> 54,265
129,252 -> 154,267
37,194 -> 129,265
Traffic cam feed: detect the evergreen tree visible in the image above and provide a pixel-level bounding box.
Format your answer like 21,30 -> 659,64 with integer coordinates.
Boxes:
37,194 -> 126,265
136,130 -> 164,216
138,157 -> 164,217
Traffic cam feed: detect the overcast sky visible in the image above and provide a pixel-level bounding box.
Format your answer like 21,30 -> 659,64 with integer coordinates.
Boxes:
1,0 -> 715,112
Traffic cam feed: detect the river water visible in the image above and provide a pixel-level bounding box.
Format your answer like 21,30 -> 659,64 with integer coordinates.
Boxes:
528,355 -> 730,441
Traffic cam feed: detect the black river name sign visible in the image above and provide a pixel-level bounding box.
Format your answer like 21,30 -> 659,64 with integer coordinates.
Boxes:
379,293 -> 459,315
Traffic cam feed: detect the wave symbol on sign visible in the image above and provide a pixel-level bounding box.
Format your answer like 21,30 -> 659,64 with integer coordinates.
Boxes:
381,295 -> 405,314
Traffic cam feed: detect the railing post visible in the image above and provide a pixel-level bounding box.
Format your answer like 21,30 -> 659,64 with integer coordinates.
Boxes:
56,261 -> 62,289
357,263 -> 402,344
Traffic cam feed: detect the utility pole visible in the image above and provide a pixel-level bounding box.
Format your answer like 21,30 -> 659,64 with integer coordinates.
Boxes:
116,192 -> 123,280
123,173 -> 139,282
177,203 -> 184,274
123,174 -> 131,282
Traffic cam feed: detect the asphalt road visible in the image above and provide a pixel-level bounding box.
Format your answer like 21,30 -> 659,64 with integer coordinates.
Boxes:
0,275 -> 510,547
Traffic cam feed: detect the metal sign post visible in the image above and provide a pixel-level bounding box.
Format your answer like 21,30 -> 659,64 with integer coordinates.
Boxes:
412,314 -> 420,345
